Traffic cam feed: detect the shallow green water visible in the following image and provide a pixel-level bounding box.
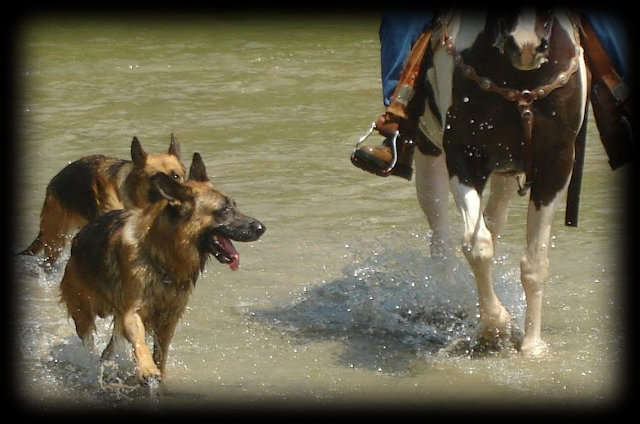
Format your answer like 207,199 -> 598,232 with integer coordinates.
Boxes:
11,15 -> 629,412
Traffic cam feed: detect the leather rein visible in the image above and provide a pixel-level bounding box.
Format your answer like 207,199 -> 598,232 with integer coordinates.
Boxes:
439,17 -> 582,195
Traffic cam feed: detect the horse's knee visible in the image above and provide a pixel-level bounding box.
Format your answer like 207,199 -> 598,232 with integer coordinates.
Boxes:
520,252 -> 549,295
462,229 -> 494,269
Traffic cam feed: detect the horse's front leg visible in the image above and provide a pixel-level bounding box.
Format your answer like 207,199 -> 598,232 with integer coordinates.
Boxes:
519,187 -> 567,356
449,177 -> 513,347
484,173 -> 519,252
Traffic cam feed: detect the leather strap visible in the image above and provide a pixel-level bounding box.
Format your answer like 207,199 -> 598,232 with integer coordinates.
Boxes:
581,18 -> 630,110
386,28 -> 433,120
443,29 -> 581,192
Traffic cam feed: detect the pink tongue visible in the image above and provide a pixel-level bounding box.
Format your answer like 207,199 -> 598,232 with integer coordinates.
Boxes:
216,235 -> 240,271
229,256 -> 240,271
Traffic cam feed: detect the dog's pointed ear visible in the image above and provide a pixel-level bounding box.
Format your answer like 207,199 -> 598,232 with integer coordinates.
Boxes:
131,136 -> 147,167
188,152 -> 209,182
151,172 -> 193,204
168,133 -> 181,159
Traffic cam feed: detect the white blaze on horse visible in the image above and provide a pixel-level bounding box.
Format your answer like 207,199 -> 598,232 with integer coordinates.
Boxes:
414,8 -> 589,356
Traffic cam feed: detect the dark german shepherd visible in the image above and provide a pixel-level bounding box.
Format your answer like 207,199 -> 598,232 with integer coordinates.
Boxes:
59,152 -> 265,384
19,134 -> 185,266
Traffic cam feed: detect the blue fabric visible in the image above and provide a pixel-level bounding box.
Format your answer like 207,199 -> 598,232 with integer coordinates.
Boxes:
581,10 -> 630,83
379,11 -> 434,106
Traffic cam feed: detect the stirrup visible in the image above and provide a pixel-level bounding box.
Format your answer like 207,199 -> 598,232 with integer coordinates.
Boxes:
351,122 -> 401,175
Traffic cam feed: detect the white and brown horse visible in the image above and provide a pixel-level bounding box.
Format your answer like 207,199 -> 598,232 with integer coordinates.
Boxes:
414,8 -> 589,356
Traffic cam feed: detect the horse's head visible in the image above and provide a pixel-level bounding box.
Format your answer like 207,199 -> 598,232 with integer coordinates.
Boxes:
492,8 -> 554,71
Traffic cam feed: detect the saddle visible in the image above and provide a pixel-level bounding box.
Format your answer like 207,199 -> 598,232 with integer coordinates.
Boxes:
580,18 -> 634,170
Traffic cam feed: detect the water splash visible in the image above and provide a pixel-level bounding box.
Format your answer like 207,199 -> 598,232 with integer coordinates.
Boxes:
13,253 -> 163,409
253,244 -> 526,372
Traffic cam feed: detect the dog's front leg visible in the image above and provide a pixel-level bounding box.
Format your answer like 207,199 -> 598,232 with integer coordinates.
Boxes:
152,317 -> 179,377
101,316 -> 126,362
121,309 -> 162,384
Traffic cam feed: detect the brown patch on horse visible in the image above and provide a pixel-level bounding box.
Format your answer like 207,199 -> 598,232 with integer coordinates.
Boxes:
444,11 -> 585,207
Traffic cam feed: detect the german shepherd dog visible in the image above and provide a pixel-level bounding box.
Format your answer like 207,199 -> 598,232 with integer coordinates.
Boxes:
19,134 -> 185,267
59,152 -> 265,384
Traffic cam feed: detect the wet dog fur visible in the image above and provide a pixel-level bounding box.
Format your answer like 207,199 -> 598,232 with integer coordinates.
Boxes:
59,152 -> 265,383
19,134 -> 186,266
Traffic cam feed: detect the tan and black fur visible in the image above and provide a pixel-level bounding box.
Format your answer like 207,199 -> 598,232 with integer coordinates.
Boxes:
59,153 -> 265,383
19,134 -> 185,266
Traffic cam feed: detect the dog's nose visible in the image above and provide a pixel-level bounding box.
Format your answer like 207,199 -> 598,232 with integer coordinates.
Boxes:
251,221 -> 266,237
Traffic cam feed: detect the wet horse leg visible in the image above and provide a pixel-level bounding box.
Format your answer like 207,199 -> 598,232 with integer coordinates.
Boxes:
519,184 -> 568,356
484,173 -> 519,252
450,177 -> 513,346
414,151 -> 454,259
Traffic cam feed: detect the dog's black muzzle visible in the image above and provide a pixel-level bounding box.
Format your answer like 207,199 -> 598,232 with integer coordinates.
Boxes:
215,216 -> 265,242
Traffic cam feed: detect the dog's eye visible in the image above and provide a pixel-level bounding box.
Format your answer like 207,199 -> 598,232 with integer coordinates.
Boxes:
171,171 -> 181,181
214,206 -> 231,219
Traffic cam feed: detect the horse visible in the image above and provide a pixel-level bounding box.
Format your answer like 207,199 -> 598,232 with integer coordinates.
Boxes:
413,8 -> 589,356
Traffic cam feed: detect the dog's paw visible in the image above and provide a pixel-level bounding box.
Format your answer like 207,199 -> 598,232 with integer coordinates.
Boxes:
137,365 -> 162,386
144,375 -> 162,390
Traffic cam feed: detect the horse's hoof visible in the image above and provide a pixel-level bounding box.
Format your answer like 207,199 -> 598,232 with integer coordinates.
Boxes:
477,306 -> 514,339
473,313 -> 523,356
519,338 -> 549,358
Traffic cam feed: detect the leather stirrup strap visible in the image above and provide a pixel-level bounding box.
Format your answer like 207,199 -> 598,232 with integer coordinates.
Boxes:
581,18 -> 630,112
386,27 -> 433,120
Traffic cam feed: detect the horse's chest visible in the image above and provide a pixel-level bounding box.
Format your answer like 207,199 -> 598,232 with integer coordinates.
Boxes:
444,75 -> 526,166
444,67 -> 581,173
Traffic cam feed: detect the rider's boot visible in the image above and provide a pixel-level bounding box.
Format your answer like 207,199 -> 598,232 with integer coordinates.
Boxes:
351,27 -> 433,181
350,114 -> 415,180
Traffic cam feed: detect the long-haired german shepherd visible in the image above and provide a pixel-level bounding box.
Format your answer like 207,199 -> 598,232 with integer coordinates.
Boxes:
59,152 -> 265,384
19,134 -> 185,266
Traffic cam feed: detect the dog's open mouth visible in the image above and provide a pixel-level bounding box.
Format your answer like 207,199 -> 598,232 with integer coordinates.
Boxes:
210,234 -> 240,271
